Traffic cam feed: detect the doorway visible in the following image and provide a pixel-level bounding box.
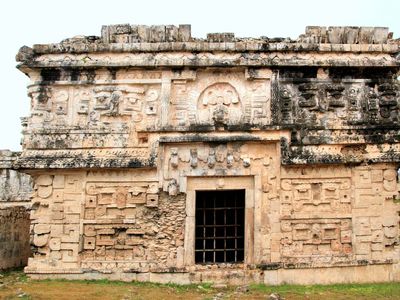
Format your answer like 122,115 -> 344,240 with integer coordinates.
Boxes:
195,190 -> 245,264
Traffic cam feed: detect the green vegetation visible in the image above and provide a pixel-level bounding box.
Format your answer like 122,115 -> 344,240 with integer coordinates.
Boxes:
250,282 -> 400,299
0,269 -> 399,300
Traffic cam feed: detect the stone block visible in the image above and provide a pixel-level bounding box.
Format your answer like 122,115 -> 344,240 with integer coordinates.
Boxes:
85,195 -> 97,208
327,27 -> 345,44
145,194 -> 158,207
36,175 -> 53,186
149,25 -> 166,43
354,217 -> 371,236
383,226 -> 397,238
33,234 -> 48,247
49,238 -> 61,251
382,216 -> 397,227
340,230 -> 352,243
51,211 -> 64,221
178,24 -> 191,42
53,175 -> 65,189
372,27 -> 389,44
34,224 -> 51,235
53,190 -> 64,203
370,231 -> 383,244
370,243 -> 383,251
84,237 -> 96,250
355,242 -> 371,255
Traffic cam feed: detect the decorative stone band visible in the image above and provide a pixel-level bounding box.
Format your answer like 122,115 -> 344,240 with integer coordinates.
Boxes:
17,52 -> 399,70
13,149 -> 156,169
24,41 -> 400,56
280,138 -> 400,165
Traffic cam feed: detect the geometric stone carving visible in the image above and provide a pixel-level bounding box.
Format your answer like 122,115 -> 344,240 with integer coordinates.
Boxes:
16,24 -> 400,284
280,178 -> 352,217
281,218 -> 353,260
84,181 -> 157,220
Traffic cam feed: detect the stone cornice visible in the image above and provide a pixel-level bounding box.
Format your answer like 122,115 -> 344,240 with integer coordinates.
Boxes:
17,51 -> 399,70
16,25 -> 400,68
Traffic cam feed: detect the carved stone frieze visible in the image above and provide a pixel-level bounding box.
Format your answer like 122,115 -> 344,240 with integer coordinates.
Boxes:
277,80 -> 400,127
11,24 -> 400,284
280,218 -> 353,262
169,71 -> 271,128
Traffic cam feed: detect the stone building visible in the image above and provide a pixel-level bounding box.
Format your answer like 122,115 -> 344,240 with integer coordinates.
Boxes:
12,25 -> 400,284
0,150 -> 32,270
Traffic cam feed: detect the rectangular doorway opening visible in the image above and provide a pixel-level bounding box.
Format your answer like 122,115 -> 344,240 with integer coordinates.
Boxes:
195,189 -> 245,264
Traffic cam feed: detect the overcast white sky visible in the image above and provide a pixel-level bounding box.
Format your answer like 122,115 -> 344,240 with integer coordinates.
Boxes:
0,0 -> 399,151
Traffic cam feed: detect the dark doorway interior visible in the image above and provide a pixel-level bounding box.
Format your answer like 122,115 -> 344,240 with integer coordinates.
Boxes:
195,189 -> 245,264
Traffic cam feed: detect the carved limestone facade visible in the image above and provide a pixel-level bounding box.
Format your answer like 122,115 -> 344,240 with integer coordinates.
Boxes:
13,25 -> 400,284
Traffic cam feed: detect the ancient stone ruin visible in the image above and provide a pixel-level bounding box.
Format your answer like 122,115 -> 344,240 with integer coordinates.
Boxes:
9,24 -> 400,284
0,150 -> 32,270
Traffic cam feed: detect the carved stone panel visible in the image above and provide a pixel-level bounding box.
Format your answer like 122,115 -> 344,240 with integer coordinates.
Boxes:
91,84 -> 161,129
28,173 -> 83,271
280,218 -> 353,263
84,181 -> 158,221
160,141 -> 279,195
278,80 -> 400,127
280,178 -> 352,218
169,71 -> 271,128
197,83 -> 243,126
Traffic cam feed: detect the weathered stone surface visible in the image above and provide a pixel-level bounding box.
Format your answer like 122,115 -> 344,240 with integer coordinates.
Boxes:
10,24 -> 400,284
0,151 -> 32,270
0,206 -> 31,270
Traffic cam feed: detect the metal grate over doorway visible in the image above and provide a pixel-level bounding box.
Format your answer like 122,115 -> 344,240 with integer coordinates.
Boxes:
195,190 -> 245,264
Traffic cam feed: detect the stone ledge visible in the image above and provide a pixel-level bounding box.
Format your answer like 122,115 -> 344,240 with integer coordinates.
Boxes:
13,157 -> 156,169
16,25 -> 400,65
17,52 -> 399,69
26,41 -> 399,56
0,150 -> 20,169
281,148 -> 400,165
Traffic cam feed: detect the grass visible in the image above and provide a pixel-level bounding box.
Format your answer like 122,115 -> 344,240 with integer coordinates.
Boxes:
0,269 -> 399,299
250,282 -> 400,299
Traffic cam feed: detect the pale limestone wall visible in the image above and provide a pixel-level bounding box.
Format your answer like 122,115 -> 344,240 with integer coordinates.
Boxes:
14,25 -> 400,283
26,170 -> 186,273
24,161 -> 400,281
279,165 -> 399,266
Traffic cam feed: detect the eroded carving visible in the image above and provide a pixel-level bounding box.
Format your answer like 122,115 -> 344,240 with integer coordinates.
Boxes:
15,24 -> 400,283
197,83 -> 242,126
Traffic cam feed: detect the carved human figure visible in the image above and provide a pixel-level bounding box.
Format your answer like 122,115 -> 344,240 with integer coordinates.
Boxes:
226,151 -> 234,168
190,149 -> 198,168
207,149 -> 216,168
170,148 -> 179,169
168,179 -> 179,196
